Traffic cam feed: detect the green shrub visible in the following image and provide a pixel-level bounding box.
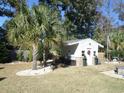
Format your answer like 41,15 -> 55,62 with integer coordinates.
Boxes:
16,50 -> 33,62
28,50 -> 32,62
110,50 -> 124,58
16,51 -> 23,61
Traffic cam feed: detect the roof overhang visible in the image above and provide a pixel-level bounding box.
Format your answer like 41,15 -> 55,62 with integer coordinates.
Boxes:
64,38 -> 104,48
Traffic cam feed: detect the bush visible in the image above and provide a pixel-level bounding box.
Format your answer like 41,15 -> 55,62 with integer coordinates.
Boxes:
110,50 -> 124,60
16,51 -> 23,61
16,50 -> 32,62
28,51 -> 32,62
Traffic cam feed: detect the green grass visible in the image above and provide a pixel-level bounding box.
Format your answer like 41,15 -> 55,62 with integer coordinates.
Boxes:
1,63 -> 124,93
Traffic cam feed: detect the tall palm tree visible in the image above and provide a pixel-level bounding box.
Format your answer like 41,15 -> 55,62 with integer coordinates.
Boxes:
7,4 -> 63,70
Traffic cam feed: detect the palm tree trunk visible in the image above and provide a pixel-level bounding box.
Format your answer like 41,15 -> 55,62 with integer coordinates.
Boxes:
32,44 -> 37,70
43,49 -> 46,67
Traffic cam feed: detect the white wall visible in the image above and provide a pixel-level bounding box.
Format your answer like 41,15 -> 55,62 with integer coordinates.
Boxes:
73,40 -> 99,65
64,39 -> 101,65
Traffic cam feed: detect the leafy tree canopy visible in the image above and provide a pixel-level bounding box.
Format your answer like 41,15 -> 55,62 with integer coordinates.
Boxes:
0,0 -> 27,17
113,0 -> 124,21
39,0 -> 100,39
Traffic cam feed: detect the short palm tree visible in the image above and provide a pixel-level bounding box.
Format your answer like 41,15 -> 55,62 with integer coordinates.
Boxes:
110,31 -> 124,51
109,31 -> 124,58
31,4 -> 63,66
7,4 -> 63,70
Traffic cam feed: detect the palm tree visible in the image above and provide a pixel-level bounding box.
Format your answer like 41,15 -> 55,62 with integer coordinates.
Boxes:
31,4 -> 63,66
7,4 -> 63,70
109,31 -> 124,58
110,31 -> 124,51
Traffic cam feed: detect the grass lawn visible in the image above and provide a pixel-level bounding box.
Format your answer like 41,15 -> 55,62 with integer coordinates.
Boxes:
0,62 -> 124,93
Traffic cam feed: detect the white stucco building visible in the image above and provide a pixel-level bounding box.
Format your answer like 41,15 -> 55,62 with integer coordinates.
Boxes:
64,38 -> 104,66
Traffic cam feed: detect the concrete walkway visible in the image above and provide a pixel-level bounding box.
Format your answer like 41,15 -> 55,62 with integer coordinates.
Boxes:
101,70 -> 124,79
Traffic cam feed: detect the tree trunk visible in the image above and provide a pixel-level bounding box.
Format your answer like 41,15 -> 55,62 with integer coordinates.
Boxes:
32,44 -> 37,70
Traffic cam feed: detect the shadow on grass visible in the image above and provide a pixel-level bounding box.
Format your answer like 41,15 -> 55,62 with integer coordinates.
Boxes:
0,67 -> 4,70
0,77 -> 7,81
